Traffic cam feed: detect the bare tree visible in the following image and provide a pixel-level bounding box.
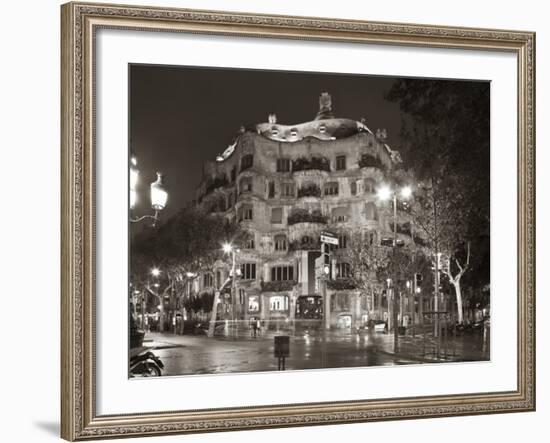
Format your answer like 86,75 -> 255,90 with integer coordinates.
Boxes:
440,242 -> 470,324
410,175 -> 473,324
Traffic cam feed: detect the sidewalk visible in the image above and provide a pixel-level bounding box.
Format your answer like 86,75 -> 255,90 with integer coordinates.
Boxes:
373,330 -> 490,363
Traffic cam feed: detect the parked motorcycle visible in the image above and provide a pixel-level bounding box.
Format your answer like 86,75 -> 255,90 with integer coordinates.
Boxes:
129,349 -> 164,377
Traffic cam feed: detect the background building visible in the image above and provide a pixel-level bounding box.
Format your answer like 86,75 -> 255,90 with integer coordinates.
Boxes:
195,93 -> 404,331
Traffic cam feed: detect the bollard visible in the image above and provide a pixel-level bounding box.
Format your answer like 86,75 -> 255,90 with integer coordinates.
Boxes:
274,336 -> 290,371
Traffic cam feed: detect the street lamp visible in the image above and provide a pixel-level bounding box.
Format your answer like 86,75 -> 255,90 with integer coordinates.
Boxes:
151,267 -> 161,277
377,183 -> 413,351
130,156 -> 168,226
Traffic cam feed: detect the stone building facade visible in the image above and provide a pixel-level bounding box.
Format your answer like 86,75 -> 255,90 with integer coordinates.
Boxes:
194,93 -> 403,331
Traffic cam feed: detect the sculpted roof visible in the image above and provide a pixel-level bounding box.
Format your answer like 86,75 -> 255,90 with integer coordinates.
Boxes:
215,92 -> 398,164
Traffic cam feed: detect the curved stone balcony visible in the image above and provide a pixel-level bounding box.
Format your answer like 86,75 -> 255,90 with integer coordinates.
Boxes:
292,168 -> 330,180
287,208 -> 327,226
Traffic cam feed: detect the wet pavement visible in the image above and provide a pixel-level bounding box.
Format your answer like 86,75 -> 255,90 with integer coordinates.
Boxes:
140,327 -> 490,377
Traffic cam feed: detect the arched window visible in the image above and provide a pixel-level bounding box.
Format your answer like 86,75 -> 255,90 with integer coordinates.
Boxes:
365,202 -> 378,220
244,234 -> 255,250
203,273 -> 213,288
337,233 -> 348,249
332,206 -> 349,223
301,235 -> 312,245
350,180 -> 357,196
364,178 -> 376,193
336,262 -> 351,278
238,204 -> 253,221
324,182 -> 339,196
239,176 -> 253,194
274,234 -> 288,251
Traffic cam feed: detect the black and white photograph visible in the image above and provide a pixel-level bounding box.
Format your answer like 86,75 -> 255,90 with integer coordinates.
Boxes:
128,64 -> 490,377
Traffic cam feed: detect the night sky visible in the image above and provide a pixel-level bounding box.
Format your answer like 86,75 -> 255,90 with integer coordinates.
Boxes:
129,64 -> 403,219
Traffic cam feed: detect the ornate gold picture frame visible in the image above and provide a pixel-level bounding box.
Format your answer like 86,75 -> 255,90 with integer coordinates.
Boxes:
61,2 -> 535,440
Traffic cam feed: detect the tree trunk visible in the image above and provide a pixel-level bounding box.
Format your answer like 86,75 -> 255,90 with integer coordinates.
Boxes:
159,303 -> 165,333
207,291 -> 220,337
453,281 -> 464,324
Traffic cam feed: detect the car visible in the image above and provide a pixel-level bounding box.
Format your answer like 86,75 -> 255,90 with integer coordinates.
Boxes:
368,319 -> 387,333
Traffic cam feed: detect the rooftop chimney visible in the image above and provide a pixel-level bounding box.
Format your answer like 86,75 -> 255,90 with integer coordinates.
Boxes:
315,92 -> 334,120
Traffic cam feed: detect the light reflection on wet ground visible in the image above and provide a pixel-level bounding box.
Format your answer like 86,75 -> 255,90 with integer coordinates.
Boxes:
141,328 -> 489,376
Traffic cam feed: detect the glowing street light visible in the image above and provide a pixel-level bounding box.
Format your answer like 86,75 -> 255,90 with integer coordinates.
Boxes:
376,184 -> 392,201
400,185 -> 412,200
151,268 -> 161,277
130,156 -> 139,209
129,155 -> 168,226
222,242 -> 233,254
150,172 -> 168,212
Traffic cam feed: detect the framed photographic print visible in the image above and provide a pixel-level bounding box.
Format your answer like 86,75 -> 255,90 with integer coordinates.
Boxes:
61,1 -> 536,440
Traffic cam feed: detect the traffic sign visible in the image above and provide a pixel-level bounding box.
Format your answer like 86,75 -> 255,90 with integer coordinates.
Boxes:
320,231 -> 338,245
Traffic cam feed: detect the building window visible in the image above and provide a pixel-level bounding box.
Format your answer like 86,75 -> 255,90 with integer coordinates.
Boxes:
240,154 -> 253,171
336,262 -> 351,279
239,176 -> 252,194
230,166 -> 236,182
240,263 -> 257,280
364,178 -> 376,193
227,193 -> 234,208
203,273 -> 213,288
276,158 -> 291,172
332,206 -> 349,223
336,155 -> 346,171
365,202 -> 378,220
211,197 -> 226,213
338,234 -> 348,249
271,266 -> 294,281
290,128 -> 298,138
350,180 -> 357,196
244,236 -> 255,250
238,204 -> 253,221
281,182 -> 295,197
274,234 -> 288,251
271,207 -> 283,224
270,295 -> 289,311
301,235 -> 312,245
248,295 -> 260,312
324,182 -> 339,196
268,181 -> 275,198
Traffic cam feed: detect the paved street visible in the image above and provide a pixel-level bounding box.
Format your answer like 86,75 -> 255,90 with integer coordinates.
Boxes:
140,327 -> 490,376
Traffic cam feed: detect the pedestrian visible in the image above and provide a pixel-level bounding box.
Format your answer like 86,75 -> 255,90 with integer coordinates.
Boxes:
256,319 -> 261,336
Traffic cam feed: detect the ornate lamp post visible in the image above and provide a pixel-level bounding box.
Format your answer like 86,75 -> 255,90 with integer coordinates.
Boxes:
130,156 -> 168,226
